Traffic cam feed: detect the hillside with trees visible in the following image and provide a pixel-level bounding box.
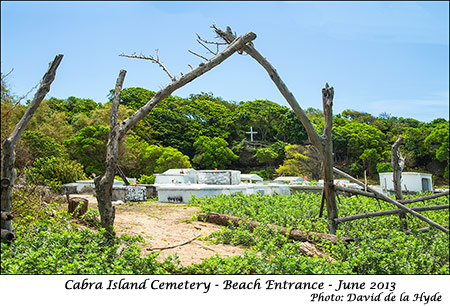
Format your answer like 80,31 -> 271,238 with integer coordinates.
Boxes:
2,78 -> 449,189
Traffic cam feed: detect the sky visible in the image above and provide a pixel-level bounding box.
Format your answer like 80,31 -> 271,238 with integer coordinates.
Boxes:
1,1 -> 449,122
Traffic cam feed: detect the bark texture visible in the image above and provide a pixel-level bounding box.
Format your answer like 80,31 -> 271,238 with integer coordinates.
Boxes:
391,136 -> 407,230
197,212 -> 353,245
94,69 -> 126,236
321,84 -> 338,234
1,54 -> 63,236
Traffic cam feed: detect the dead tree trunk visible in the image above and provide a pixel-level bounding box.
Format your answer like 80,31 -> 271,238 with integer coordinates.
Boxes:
1,55 -> 63,237
213,26 -> 339,234
321,84 -> 338,234
94,32 -> 257,237
94,70 -> 126,236
391,136 -> 407,230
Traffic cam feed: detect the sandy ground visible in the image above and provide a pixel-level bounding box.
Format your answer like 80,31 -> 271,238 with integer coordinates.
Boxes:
76,195 -> 246,266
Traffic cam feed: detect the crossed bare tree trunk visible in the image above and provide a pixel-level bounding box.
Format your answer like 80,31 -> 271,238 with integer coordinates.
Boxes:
95,32 -> 257,237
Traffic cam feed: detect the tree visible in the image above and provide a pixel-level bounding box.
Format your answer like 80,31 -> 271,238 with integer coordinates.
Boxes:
21,130 -> 65,161
276,144 -> 322,180
63,125 -> 109,175
424,122 -> 449,178
213,26 -> 338,233
235,99 -> 286,142
193,136 -> 238,169
254,147 -> 278,165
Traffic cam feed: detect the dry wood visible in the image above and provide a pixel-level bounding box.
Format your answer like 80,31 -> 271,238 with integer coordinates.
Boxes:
1,211 -> 13,221
399,191 -> 449,204
299,241 -> 336,263
197,212 -> 353,245
335,204 -> 449,224
1,55 -> 63,234
321,84 -> 338,234
391,136 -> 405,200
333,167 -> 449,234
1,229 -> 15,241
147,233 -> 201,251
67,195 -> 89,217
119,52 -> 175,81
94,70 -> 126,235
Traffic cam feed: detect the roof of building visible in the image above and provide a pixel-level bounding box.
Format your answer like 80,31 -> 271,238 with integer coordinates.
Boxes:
241,174 -> 264,181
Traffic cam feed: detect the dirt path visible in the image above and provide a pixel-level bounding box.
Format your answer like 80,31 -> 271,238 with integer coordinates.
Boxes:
79,195 -> 246,266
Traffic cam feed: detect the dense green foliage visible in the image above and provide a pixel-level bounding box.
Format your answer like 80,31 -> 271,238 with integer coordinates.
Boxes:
1,77 -> 448,182
187,193 -> 449,274
193,136 -> 238,169
24,156 -> 87,189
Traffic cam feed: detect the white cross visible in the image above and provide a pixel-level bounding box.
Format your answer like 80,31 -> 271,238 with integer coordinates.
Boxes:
246,126 -> 258,142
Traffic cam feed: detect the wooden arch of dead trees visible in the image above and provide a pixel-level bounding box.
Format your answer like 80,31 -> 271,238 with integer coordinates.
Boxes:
2,26 -> 448,245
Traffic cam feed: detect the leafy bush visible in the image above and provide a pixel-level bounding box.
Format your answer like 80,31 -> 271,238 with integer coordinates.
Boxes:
138,174 -> 155,184
24,156 -> 87,190
376,162 -> 392,173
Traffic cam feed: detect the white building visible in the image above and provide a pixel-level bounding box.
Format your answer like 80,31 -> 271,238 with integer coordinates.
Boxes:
379,172 -> 433,193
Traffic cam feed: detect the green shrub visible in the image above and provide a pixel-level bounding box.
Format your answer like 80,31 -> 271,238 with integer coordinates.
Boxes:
138,174 -> 155,184
24,156 -> 87,190
376,162 -> 392,173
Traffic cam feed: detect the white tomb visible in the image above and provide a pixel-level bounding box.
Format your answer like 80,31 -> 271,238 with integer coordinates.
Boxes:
379,172 -> 433,193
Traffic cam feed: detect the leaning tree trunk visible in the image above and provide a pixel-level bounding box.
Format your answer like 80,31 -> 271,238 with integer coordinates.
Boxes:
213,26 -> 339,234
94,32 -> 257,237
1,55 -> 63,240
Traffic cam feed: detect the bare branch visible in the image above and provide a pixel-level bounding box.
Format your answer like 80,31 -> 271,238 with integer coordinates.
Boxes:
119,31 -> 257,138
196,33 -> 227,45
196,39 -> 217,55
119,52 -> 175,81
188,50 -> 209,61
1,68 -> 14,81
188,64 -> 194,70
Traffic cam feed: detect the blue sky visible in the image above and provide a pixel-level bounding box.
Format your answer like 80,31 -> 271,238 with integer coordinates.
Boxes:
1,1 -> 449,122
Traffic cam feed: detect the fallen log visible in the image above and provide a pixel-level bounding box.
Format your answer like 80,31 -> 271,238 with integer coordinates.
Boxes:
197,212 -> 353,245
299,241 -> 336,263
1,229 -> 15,241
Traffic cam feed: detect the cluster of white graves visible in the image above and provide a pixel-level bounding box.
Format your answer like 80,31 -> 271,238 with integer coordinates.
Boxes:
62,168 -> 433,204
155,169 -> 290,203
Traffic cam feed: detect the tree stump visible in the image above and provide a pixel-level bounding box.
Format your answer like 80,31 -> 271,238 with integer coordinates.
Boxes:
67,196 -> 89,217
